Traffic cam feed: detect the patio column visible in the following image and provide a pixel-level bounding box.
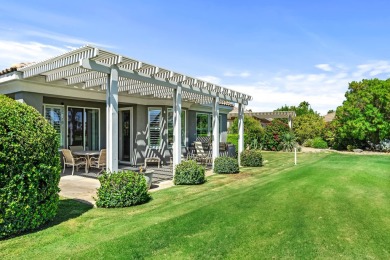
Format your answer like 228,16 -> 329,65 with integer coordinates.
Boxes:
172,86 -> 182,172
212,97 -> 220,168
288,114 -> 293,129
238,103 -> 245,166
106,65 -> 119,172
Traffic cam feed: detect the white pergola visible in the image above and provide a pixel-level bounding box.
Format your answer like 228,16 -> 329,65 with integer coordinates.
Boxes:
18,46 -> 252,171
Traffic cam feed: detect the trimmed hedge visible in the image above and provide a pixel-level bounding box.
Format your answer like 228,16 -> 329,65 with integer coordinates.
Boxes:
174,160 -> 206,185
0,95 -> 61,238
240,150 -> 263,167
96,171 -> 151,208
312,137 -> 328,149
214,157 -> 239,174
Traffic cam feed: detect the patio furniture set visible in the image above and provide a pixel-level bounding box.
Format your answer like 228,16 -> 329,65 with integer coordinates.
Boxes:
61,146 -> 106,175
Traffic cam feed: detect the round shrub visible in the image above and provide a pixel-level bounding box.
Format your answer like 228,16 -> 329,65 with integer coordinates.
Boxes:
312,137 -> 328,149
0,95 -> 61,238
96,170 -> 151,208
302,138 -> 313,147
214,157 -> 239,174
240,150 -> 263,167
174,160 -> 206,185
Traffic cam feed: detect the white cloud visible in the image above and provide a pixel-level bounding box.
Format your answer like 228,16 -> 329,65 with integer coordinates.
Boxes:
197,75 -> 222,85
223,71 -> 251,78
0,41 -> 68,68
315,63 -> 333,72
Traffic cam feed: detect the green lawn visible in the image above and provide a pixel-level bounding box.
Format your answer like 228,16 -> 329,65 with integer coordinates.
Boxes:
2,152 -> 390,259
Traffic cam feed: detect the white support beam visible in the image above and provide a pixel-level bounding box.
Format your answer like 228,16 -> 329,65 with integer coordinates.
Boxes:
288,115 -> 293,129
80,59 -> 248,105
212,97 -> 220,169
106,65 -> 119,172
172,86 -> 182,173
238,103 -> 245,167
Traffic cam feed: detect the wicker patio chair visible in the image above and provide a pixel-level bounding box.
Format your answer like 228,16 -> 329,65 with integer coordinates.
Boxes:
61,149 -> 87,175
194,141 -> 212,165
89,149 -> 106,175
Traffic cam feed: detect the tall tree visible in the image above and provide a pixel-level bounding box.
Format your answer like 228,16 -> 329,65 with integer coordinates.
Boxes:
334,78 -> 390,149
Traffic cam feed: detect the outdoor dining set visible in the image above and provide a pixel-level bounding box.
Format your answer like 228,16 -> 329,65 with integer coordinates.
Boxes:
61,146 -> 106,175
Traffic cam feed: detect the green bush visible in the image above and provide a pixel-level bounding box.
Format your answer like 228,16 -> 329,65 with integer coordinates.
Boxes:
302,139 -> 313,147
240,150 -> 263,167
96,171 -> 151,208
227,134 -> 240,151
214,157 -> 239,174
0,95 -> 61,238
312,137 -> 328,149
174,160 -> 206,185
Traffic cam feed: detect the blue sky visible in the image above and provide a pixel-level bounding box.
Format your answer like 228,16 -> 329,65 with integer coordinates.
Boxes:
1,0 -> 390,114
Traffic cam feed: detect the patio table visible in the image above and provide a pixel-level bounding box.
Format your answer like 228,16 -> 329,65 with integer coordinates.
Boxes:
72,150 -> 100,173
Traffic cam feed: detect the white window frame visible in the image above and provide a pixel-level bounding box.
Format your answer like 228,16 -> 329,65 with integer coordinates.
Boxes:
167,108 -> 186,147
196,112 -> 211,137
148,107 -> 162,148
67,106 -> 100,150
44,104 -> 65,148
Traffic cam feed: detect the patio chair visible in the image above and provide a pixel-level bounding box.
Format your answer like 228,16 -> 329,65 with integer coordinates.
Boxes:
61,149 -> 87,175
89,149 -> 106,175
194,141 -> 212,165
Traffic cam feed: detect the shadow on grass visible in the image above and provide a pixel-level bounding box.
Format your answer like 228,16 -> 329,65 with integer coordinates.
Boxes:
2,198 -> 93,240
43,198 -> 93,227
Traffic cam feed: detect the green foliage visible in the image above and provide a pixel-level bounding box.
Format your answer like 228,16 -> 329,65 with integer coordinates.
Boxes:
261,120 -> 290,151
240,150 -> 263,167
227,134 -> 239,151
214,157 -> 239,174
174,160 -> 206,185
229,116 -> 265,148
334,79 -> 390,149
302,139 -> 313,147
278,132 -> 298,152
276,101 -> 316,117
96,171 -> 151,208
293,113 -> 326,144
0,95 -> 61,238
312,137 -> 328,149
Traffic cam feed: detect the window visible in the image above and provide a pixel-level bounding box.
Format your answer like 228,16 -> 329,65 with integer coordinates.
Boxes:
167,108 -> 186,147
67,107 -> 100,150
44,105 -> 65,147
148,108 -> 162,147
196,113 -> 210,137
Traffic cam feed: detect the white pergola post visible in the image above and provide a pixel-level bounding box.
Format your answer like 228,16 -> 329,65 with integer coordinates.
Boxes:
212,97 -> 220,168
106,65 -> 119,172
288,115 -> 293,129
172,86 -> 182,172
238,103 -> 245,166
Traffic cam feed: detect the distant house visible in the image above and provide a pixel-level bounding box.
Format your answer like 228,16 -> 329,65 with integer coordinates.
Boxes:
228,108 -> 296,129
0,46 -> 252,171
323,111 -> 336,123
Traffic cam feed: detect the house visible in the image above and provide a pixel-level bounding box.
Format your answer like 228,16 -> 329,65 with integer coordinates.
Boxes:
0,45 -> 252,171
228,109 -> 296,129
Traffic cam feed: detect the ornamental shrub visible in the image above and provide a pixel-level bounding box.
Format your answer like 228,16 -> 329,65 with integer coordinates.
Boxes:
174,160 -> 206,185
0,95 -> 61,238
261,120 -> 290,151
312,137 -> 328,149
96,171 -> 151,208
240,150 -> 263,167
214,157 -> 239,174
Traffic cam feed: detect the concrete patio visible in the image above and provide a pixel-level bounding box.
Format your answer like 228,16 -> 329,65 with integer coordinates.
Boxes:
59,164 -> 213,206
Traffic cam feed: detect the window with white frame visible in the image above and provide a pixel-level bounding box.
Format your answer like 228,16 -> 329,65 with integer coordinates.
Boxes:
67,106 -> 100,150
44,105 -> 65,148
196,113 -> 210,137
167,108 -> 186,147
148,108 -> 162,147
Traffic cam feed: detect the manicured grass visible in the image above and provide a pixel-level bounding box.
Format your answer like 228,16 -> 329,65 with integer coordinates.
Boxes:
2,152 -> 390,259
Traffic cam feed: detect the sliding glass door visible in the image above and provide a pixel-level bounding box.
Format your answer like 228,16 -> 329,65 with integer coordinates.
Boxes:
67,107 -> 100,150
